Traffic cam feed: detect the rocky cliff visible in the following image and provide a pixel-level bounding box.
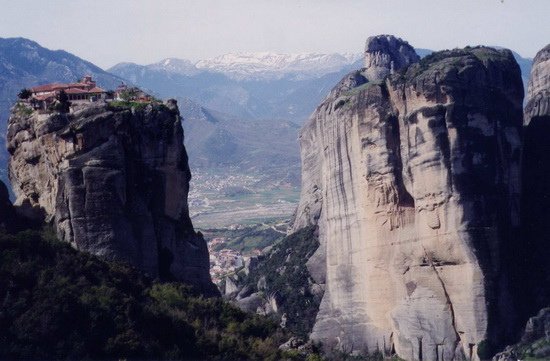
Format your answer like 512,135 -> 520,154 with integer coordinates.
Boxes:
522,44 -> 550,313
293,35 -> 524,360
0,37 -> 124,184
7,100 -> 218,295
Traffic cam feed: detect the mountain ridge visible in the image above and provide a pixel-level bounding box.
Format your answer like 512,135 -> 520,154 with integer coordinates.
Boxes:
110,52 -> 363,81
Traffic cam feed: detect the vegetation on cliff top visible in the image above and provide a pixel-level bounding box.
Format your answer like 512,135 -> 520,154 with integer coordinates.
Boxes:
107,100 -> 155,111
403,46 -> 514,80
13,102 -> 33,117
0,228 -> 292,361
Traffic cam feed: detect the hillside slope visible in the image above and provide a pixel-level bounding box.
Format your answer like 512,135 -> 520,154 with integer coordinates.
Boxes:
0,228 -> 288,361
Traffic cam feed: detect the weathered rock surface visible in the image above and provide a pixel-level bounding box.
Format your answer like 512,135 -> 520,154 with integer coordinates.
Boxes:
524,44 -> 550,123
7,100 -> 218,295
521,44 -> 550,313
363,34 -> 420,82
293,35 -> 524,360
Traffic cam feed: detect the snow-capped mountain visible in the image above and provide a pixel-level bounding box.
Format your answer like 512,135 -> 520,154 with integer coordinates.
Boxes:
148,58 -> 200,76
194,52 -> 362,80
108,52 -> 364,121
111,52 -> 362,81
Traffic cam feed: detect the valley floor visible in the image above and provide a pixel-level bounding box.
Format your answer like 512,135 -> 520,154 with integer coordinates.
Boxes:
188,168 -> 299,228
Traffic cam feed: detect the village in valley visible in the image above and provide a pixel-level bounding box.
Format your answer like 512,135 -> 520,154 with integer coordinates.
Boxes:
208,237 -> 244,284
207,235 -> 264,286
203,219 -> 289,290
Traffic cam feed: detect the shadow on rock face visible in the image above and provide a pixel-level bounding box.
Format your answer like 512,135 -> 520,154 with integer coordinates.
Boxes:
0,182 -> 45,233
521,115 -> 550,314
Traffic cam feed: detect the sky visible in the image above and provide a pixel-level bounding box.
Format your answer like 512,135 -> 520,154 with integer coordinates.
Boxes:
0,0 -> 548,69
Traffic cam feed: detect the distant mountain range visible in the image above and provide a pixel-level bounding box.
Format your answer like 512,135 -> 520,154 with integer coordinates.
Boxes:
178,97 -> 300,176
112,52 -> 362,81
106,54 -> 363,190
194,52 -> 363,80
0,37 -> 535,202
108,48 -> 533,122
108,53 -> 363,122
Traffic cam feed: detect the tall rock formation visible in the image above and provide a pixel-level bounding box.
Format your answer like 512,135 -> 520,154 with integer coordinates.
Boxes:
522,44 -> 550,312
363,34 -> 420,82
7,100 -> 218,295
293,35 -> 524,360
0,37 -> 124,184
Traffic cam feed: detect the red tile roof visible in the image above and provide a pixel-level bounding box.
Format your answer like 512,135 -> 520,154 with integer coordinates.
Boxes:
88,87 -> 105,93
64,88 -> 88,94
31,83 -> 65,92
31,83 -> 105,95
66,83 -> 86,88
30,77 -> 104,94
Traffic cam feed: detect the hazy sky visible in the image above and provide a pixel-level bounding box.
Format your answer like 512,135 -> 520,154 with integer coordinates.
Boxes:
0,0 -> 548,69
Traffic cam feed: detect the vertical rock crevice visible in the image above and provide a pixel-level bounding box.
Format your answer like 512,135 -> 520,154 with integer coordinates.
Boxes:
424,247 -> 461,361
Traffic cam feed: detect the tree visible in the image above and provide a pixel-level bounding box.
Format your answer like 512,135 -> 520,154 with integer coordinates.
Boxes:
52,90 -> 71,113
18,88 -> 31,99
56,89 -> 69,103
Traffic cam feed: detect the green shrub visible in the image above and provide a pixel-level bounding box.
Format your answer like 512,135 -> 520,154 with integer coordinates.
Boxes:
242,226 -> 322,337
14,102 -> 33,116
206,223 -> 285,253
306,353 -> 325,361
108,100 -> 147,110
108,100 -> 168,112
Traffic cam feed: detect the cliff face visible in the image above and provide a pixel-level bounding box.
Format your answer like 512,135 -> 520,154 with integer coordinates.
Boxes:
524,44 -> 550,122
522,44 -> 550,312
7,100 -> 217,295
293,35 -> 524,360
